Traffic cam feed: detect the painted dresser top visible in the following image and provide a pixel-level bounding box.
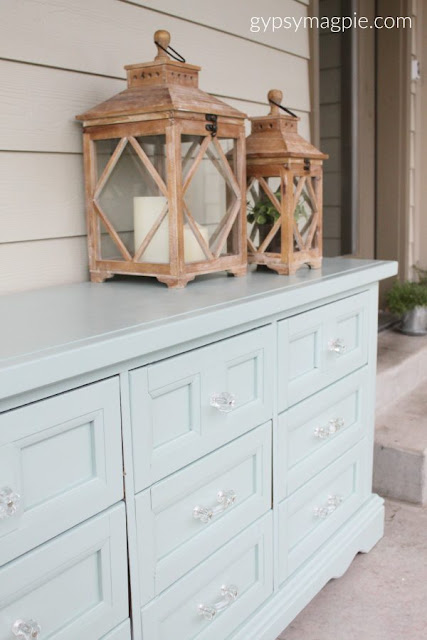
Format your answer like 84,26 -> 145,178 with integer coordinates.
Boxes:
0,258 -> 396,401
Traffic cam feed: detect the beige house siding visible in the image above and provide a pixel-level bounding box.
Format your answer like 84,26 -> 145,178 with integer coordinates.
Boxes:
410,0 -> 427,276
408,0 -> 419,276
319,0 -> 342,257
0,0 -> 313,294
419,1 -> 427,271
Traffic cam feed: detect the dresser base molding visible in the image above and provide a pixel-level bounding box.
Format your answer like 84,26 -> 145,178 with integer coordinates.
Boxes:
231,495 -> 384,640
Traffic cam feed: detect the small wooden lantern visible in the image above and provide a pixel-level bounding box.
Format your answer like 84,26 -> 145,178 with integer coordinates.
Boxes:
76,30 -> 247,288
246,89 -> 328,275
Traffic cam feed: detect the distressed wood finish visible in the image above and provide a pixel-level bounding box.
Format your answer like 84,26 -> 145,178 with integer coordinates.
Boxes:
76,30 -> 247,288
246,89 -> 328,276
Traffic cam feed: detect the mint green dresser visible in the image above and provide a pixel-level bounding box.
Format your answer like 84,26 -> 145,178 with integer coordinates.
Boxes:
0,258 -> 397,640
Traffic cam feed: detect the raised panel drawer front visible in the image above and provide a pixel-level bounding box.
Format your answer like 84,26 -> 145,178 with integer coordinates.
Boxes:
130,325 -> 273,490
136,422 -> 272,603
101,619 -> 131,639
0,378 -> 123,566
0,504 -> 128,640
141,513 -> 273,640
278,442 -> 367,584
278,291 -> 369,410
278,368 -> 369,498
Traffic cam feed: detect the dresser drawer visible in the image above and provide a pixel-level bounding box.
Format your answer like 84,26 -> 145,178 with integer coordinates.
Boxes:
141,512 -> 273,640
0,378 -> 123,566
278,291 -> 369,409
278,368 -> 369,498
278,442 -> 367,584
130,325 -> 273,490
136,422 -> 272,603
101,620 -> 131,640
0,504 -> 128,640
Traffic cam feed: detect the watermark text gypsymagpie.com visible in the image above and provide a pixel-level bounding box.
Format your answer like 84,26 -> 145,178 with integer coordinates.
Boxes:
250,14 -> 412,34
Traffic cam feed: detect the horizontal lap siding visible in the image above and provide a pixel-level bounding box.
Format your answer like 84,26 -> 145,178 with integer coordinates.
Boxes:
0,0 -> 312,293
126,0 -> 310,57
0,238 -> 88,294
319,0 -> 342,257
0,153 -> 86,242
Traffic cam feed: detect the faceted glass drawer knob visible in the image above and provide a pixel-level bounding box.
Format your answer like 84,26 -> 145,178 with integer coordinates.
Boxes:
193,489 -> 237,523
198,584 -> 238,621
328,338 -> 347,355
12,619 -> 41,639
314,417 -> 345,439
210,392 -> 236,413
313,495 -> 343,519
0,486 -> 20,520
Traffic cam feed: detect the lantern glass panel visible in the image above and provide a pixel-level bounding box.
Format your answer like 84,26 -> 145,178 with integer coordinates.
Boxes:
247,176 -> 282,254
181,135 -> 240,263
95,135 -> 169,264
293,174 -> 319,253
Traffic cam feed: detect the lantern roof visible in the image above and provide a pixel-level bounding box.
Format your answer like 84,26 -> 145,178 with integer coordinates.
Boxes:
246,90 -> 327,161
76,30 -> 246,125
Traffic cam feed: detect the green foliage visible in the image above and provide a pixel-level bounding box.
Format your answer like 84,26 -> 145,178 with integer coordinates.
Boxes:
247,191 -> 281,226
386,281 -> 427,316
247,188 -> 311,226
413,264 -> 427,286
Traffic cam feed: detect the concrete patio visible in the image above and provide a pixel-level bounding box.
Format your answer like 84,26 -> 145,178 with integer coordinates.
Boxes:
277,499 -> 427,639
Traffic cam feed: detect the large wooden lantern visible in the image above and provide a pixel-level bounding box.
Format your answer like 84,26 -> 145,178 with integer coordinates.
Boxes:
76,30 -> 247,288
246,90 -> 328,275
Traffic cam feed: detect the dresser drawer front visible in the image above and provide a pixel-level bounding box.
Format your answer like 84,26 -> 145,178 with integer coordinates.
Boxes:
101,620 -> 131,640
278,368 -> 369,499
130,326 -> 273,490
278,292 -> 369,409
141,513 -> 273,640
0,504 -> 128,640
136,423 -> 272,603
278,442 -> 367,584
0,378 -> 123,566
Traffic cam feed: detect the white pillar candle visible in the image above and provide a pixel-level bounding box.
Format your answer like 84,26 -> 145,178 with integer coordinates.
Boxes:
133,196 -> 168,263
133,197 -> 210,264
184,224 -> 210,263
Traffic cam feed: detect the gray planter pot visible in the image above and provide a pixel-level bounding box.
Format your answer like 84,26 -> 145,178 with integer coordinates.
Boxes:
399,306 -> 427,336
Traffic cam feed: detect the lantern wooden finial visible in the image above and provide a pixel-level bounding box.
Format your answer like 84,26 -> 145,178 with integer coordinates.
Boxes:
268,89 -> 283,115
154,29 -> 171,61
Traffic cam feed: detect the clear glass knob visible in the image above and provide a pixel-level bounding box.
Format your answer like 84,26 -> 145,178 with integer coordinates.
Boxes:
210,392 -> 236,413
314,417 -> 345,439
12,619 -> 41,639
313,494 -> 343,519
193,489 -> 237,523
0,486 -> 20,520
328,417 -> 344,434
328,338 -> 347,355
198,585 -> 238,621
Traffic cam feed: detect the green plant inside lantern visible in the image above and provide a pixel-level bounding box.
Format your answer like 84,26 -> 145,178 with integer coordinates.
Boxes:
247,188 -> 311,252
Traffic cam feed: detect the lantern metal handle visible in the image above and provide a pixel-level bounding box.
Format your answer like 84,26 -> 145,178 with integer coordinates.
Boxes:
267,89 -> 298,118
154,29 -> 186,62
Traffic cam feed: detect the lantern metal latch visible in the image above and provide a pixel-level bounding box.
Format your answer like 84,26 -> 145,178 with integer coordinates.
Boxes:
206,113 -> 218,137
304,158 -> 311,171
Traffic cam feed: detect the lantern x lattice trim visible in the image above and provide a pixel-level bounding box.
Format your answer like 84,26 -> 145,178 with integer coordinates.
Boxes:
246,89 -> 327,275
76,30 -> 247,288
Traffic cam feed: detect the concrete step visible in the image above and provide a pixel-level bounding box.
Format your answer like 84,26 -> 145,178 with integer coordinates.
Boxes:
374,382 -> 427,504
376,330 -> 427,413
374,330 -> 427,505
